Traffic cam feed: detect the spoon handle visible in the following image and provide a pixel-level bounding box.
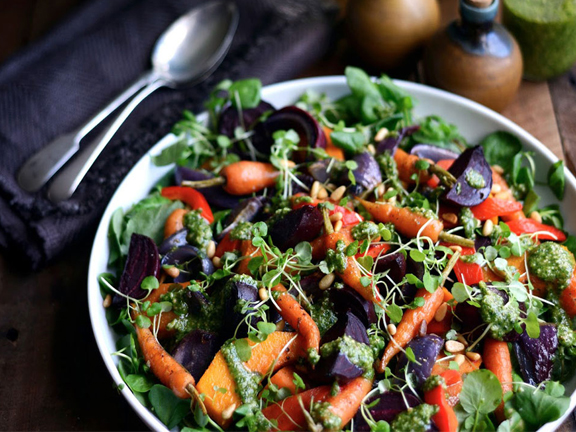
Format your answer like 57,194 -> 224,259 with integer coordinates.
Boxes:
48,79 -> 166,203
17,71 -> 156,193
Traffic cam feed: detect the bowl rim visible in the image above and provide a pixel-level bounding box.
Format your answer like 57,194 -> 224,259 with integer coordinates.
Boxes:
88,75 -> 576,432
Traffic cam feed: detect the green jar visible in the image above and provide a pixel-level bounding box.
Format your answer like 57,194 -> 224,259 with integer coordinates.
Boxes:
503,0 -> 576,80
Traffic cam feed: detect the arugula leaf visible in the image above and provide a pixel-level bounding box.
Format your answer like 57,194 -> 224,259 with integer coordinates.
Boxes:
229,78 -> 262,109
512,382 -> 570,430
480,131 -> 522,172
547,160 -> 565,200
330,131 -> 366,154
149,384 -> 190,429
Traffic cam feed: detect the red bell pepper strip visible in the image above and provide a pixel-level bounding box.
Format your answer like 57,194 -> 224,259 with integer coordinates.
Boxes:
506,218 -> 566,242
214,232 -> 241,258
357,243 -> 391,260
441,243 -> 484,286
161,186 -> 214,223
471,197 -> 523,221
440,369 -> 463,407
424,372 -> 459,432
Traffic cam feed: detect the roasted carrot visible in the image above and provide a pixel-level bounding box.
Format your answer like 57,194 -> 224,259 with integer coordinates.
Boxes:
559,268 -> 576,318
164,208 -> 188,238
427,159 -> 454,188
272,285 -> 321,358
269,366 -> 302,396
134,323 -> 194,399
196,332 -> 306,427
378,287 -> 444,372
262,385 -> 331,431
394,148 -> 431,184
237,239 -> 262,275
139,282 -> 188,339
220,161 -> 280,195
310,228 -> 354,260
358,198 -> 444,242
483,338 -> 512,422
324,230 -> 382,304
323,126 -> 345,161
215,232 -> 241,258
321,376 -> 373,429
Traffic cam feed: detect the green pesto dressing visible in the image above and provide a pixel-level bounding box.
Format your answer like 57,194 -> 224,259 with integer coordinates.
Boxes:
479,285 -> 520,340
320,335 -> 375,379
423,374 -> 445,392
391,403 -> 438,432
308,293 -> 338,336
528,242 -> 575,289
229,221 -> 253,241
311,401 -> 342,430
183,210 -> 213,250
465,168 -> 486,189
325,240 -> 348,273
352,221 -> 379,241
220,340 -> 262,404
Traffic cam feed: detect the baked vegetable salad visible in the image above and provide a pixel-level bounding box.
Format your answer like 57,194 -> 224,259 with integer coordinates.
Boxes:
100,67 -> 576,432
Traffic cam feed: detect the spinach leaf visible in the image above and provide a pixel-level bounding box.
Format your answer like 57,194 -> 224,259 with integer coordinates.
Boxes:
539,204 -> 564,229
108,208 -> 125,268
151,141 -> 191,167
411,115 -> 464,153
229,78 -> 262,109
149,384 -> 190,428
512,382 -> 570,430
330,130 -> 366,154
120,194 -> 184,255
547,160 -> 565,200
345,66 -> 380,99
480,131 -> 522,172
125,374 -> 155,393
563,235 -> 576,256
522,189 -> 540,216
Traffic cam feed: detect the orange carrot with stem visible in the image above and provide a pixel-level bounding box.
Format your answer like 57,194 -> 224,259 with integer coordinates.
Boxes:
237,239 -> 262,275
378,287 -> 444,372
164,208 -> 187,238
134,323 -> 195,399
358,198 -> 444,242
272,284 -> 321,358
483,338 -> 512,422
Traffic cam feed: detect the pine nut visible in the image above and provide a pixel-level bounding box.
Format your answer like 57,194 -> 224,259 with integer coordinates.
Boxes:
449,245 -> 462,253
455,353 -> 466,366
280,160 -> 295,169
491,184 -> 502,194
334,220 -> 343,233
212,256 -> 222,268
206,240 -> 216,259
445,340 -> 466,353
492,165 -> 505,175
330,185 -> 347,202
375,127 -> 389,142
103,294 -> 112,308
317,186 -> 328,199
456,334 -> 469,347
330,212 -> 343,222
367,144 -> 376,155
311,181 -> 321,199
222,404 -> 237,420
319,273 -> 335,290
442,212 -> 458,224
466,351 -> 481,362
388,195 -> 397,205
495,191 -> 509,200
482,219 -> 494,236
165,266 -> 180,278
434,303 -> 448,322
530,211 -> 542,223
259,287 -> 269,302
376,184 -> 385,198
387,323 -> 397,336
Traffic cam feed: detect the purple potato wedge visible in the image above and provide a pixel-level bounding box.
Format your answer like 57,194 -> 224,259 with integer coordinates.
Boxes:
322,311 -> 370,345
513,324 -> 558,385
354,391 -> 421,430
410,144 -> 459,162
158,228 -> 188,255
445,146 -> 493,207
171,330 -> 220,381
160,245 -> 215,283
346,152 -> 382,195
330,285 -> 377,326
269,205 -> 324,250
395,334 -> 443,387
175,166 -> 242,209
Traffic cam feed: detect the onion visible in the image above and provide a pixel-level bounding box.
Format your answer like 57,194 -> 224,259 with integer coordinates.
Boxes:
346,0 -> 440,71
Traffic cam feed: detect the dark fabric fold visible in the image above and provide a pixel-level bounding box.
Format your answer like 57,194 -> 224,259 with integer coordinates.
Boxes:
0,0 -> 336,268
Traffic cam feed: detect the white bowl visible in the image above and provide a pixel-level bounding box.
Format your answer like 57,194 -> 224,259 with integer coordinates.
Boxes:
88,76 -> 576,432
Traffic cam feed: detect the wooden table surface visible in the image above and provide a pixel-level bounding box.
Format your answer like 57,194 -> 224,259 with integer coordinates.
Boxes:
1,0 -> 576,430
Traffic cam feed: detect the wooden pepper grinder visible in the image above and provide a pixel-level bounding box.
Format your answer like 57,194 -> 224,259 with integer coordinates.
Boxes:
423,0 -> 523,112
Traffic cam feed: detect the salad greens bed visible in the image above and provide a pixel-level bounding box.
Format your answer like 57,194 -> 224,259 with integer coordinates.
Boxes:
99,67 -> 576,432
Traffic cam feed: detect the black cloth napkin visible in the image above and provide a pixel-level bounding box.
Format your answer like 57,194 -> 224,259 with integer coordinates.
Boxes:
0,0 -> 335,268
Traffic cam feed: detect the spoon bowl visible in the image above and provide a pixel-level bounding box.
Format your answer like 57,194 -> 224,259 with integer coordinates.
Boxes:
152,1 -> 239,85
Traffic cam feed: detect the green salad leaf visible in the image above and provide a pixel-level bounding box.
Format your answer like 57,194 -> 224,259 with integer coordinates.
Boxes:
149,384 -> 190,429
548,160 -> 565,200
481,131 -> 522,172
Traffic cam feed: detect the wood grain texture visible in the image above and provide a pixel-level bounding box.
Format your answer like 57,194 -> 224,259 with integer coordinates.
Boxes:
549,65 -> 576,173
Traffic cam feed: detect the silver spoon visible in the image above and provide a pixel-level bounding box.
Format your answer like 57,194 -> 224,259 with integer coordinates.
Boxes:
18,0 -> 238,197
